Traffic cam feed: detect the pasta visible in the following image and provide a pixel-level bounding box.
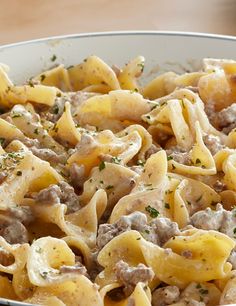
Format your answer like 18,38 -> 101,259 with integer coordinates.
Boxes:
0,55 -> 236,306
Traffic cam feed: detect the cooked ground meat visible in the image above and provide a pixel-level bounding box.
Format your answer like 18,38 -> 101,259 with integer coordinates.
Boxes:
150,217 -> 180,245
114,260 -> 154,296
97,212 -> 180,249
36,181 -> 80,214
59,262 -> 87,275
145,144 -> 162,160
217,103 -> 236,132
152,286 -> 180,306
0,248 -> 15,266
30,147 -> 66,164
0,172 -> 7,184
191,203 -> 236,239
20,137 -> 40,148
0,215 -> 28,244
213,180 -> 226,193
4,206 -> 34,225
203,134 -> 225,155
69,163 -> 86,189
166,146 -> 191,165
96,212 -> 154,249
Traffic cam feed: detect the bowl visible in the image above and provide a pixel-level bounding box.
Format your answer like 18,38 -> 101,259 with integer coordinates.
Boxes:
0,31 -> 236,306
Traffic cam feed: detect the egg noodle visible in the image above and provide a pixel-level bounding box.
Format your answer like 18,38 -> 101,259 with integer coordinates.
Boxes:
0,56 -> 236,305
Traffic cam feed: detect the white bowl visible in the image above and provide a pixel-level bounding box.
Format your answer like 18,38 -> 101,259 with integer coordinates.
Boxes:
0,31 -> 236,306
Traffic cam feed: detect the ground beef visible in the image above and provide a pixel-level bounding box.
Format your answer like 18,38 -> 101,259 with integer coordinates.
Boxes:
0,248 -> 15,266
152,286 -> 180,306
0,215 -> 28,244
166,146 -> 191,165
20,137 -> 40,148
96,212 -> 154,249
30,147 -> 66,164
0,172 -> 7,184
36,181 -> 80,214
4,206 -> 34,225
97,212 -> 180,249
217,103 -> 236,133
114,260 -> 154,296
150,217 -> 180,245
213,180 -> 226,193
203,135 -> 225,155
191,203 -> 236,239
69,163 -> 86,189
59,262 -> 87,275
145,144 -> 162,160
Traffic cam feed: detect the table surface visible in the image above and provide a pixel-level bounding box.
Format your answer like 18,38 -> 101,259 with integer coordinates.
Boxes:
0,0 -> 236,45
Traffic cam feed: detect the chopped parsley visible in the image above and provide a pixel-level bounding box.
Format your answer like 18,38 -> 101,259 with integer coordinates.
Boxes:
111,156 -> 121,164
99,161 -> 106,171
167,155 -> 173,161
16,171 -> 22,176
145,205 -> 159,218
40,74 -> 46,82
196,195 -> 203,202
106,185 -> 114,190
146,115 -> 151,120
137,160 -> 145,166
144,229 -> 150,234
199,288 -> 208,295
52,105 -> 59,114
11,112 -> 22,118
40,271 -> 48,279
0,138 -> 5,146
165,203 -> 170,209
233,227 -> 236,235
196,283 -> 201,289
195,158 -> 201,164
51,54 -> 57,62
137,62 -> 145,72
34,128 -> 39,135
172,164 -> 176,170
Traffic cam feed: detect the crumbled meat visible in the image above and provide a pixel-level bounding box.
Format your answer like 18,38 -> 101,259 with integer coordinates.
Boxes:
217,103 -> 236,133
36,181 -> 80,214
0,248 -> 15,266
203,135 -> 225,155
213,180 -> 226,193
191,203 -> 224,230
228,250 -> 236,269
166,146 -> 191,165
20,137 -> 40,148
59,262 -> 87,275
145,144 -> 161,159
69,163 -> 86,189
4,206 -> 34,225
0,215 -> 28,244
222,122 -> 236,134
97,212 -> 180,249
30,147 -> 66,164
96,212 -> 154,249
0,172 -> 7,184
152,286 -> 180,306
114,260 -> 154,296
191,203 -> 236,239
181,250 -> 192,259
150,217 -> 180,245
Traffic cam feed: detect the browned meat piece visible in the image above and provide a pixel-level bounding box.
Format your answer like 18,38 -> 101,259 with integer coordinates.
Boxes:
35,181 -> 80,214
69,163 -> 86,189
59,262 -> 87,275
0,215 -> 28,244
191,203 -> 236,239
217,103 -> 236,133
5,206 -> 34,225
152,286 -> 180,306
145,144 -> 161,159
0,172 -> 7,184
166,146 -> 191,165
30,147 -> 66,164
114,260 -> 154,296
203,135 -> 225,155
0,248 -> 15,266
213,180 -> 226,193
97,212 -> 180,249
150,217 -> 180,245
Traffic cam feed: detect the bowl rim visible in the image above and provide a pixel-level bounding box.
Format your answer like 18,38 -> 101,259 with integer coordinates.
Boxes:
0,30 -> 236,51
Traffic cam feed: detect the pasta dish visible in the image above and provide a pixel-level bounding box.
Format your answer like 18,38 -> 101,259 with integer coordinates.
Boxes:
0,56 -> 236,305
